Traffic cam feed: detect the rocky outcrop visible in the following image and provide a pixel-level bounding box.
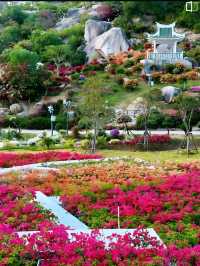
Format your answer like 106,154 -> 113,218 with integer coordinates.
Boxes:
161,86 -> 180,103
85,27 -> 130,61
84,19 -> 111,43
9,104 -> 23,115
28,103 -> 46,117
176,28 -> 200,42
55,7 -> 87,30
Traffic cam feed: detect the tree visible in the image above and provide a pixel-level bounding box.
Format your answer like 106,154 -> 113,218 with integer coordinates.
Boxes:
175,94 -> 200,154
79,77 -> 113,153
137,91 -> 157,150
0,47 -> 51,102
0,5 -> 27,25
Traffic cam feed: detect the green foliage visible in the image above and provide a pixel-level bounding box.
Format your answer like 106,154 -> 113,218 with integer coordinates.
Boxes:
63,138 -> 76,149
59,23 -> 84,43
136,110 -> 181,129
0,5 -> 27,25
86,208 -> 111,228
123,59 -> 135,68
5,116 -> 50,130
97,136 -> 107,149
186,46 -> 200,64
80,139 -> 90,150
162,116 -> 182,129
71,49 -> 86,66
78,117 -> 92,130
7,47 -> 39,68
0,25 -> 22,53
39,133 -> 55,149
36,2 -> 71,18
30,29 -> 63,54
42,44 -> 70,63
116,66 -> 125,74
0,129 -> 22,140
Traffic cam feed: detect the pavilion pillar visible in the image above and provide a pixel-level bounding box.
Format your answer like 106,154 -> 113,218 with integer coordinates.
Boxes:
173,41 -> 177,53
153,40 -> 157,53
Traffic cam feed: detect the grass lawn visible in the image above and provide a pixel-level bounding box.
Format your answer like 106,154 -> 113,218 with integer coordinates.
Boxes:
99,149 -> 200,163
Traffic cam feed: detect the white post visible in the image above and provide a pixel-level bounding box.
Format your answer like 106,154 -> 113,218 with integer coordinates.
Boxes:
173,42 -> 177,54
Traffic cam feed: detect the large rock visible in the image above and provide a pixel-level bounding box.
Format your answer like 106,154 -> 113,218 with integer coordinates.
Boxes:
161,86 -> 180,103
84,19 -> 111,43
28,103 -> 46,117
85,27 -> 130,61
9,104 -> 23,115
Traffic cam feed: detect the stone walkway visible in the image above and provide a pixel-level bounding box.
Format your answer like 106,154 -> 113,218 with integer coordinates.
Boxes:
17,191 -> 164,247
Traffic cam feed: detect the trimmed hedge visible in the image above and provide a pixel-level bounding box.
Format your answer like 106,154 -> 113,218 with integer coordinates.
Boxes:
4,115 -> 75,130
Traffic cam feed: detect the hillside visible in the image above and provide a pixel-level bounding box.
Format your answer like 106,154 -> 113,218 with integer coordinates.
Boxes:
0,1 -> 199,131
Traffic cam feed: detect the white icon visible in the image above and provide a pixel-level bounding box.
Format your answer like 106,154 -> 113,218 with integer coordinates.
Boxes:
185,1 -> 199,12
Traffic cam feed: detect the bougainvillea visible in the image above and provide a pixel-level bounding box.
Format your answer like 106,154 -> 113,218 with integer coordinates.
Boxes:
0,224 -> 199,265
0,185 -> 55,231
0,151 -> 102,167
0,161 -> 200,264
110,134 -> 171,146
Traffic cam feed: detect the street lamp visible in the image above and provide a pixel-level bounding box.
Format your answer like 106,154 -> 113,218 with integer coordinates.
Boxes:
48,105 -> 56,136
63,100 -> 72,136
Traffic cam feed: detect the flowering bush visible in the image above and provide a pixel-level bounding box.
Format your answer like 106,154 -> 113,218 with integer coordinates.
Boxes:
0,224 -> 199,265
110,128 -> 120,138
61,168 -> 200,248
0,151 -> 102,168
0,161 -> 200,264
0,185 -> 55,231
109,134 -> 171,146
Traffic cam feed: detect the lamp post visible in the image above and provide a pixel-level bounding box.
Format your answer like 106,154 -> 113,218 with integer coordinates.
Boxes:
63,100 -> 72,136
48,105 -> 56,136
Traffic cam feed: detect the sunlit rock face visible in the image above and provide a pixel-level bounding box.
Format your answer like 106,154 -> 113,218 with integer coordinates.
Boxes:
85,27 -> 130,62
84,19 -> 111,43
55,7 -> 87,30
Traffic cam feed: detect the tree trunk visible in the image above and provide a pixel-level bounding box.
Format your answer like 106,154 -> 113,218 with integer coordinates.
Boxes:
91,120 -> 98,153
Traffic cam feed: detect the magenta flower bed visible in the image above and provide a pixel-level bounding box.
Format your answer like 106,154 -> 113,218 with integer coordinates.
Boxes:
118,134 -> 171,146
0,224 -> 199,265
191,86 -> 200,92
0,151 -> 102,168
0,185 -> 55,231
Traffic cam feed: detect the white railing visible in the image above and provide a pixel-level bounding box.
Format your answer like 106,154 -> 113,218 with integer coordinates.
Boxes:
147,52 -> 183,62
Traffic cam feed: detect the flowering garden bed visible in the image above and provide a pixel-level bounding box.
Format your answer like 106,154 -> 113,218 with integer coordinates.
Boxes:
109,134 -> 173,151
0,161 -> 200,264
0,151 -> 102,168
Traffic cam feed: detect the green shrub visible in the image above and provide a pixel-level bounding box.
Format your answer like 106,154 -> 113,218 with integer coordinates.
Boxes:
71,73 -> 80,80
97,136 -> 107,149
5,116 -> 50,130
165,64 -> 175,74
80,139 -> 90,150
116,66 -> 125,74
64,138 -> 75,149
39,133 -> 55,149
123,59 -> 135,68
